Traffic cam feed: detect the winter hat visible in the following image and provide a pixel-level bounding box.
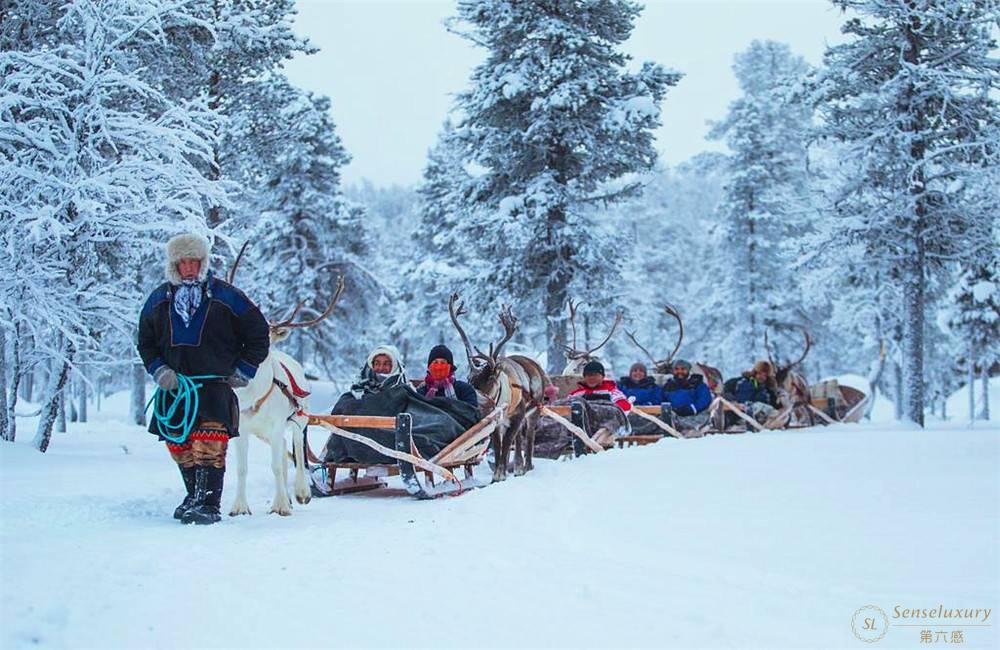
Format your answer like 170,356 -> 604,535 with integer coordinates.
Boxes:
629,362 -> 648,374
427,344 -> 455,369
367,344 -> 405,375
582,360 -> 605,376
671,359 -> 692,371
165,233 -> 210,285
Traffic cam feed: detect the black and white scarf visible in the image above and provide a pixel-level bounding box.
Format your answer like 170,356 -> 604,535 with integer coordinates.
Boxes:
173,280 -> 203,327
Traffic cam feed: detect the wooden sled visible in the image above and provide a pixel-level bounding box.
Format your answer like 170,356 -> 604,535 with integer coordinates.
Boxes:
540,403 -> 680,454
306,406 -> 504,499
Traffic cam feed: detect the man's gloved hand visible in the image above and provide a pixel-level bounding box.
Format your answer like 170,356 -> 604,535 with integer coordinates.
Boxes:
154,366 -> 178,391
226,369 -> 251,389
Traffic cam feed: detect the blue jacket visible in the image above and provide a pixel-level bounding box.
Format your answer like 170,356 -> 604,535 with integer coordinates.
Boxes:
725,375 -> 778,407
617,376 -> 662,406
662,374 -> 713,416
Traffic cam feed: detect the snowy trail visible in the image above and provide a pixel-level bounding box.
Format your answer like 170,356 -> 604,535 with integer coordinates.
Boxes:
1,413 -> 997,649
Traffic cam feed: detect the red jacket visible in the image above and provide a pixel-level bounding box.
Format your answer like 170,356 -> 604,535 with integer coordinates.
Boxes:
568,379 -> 632,412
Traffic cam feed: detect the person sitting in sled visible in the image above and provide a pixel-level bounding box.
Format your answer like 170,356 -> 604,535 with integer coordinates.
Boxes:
137,233 -> 269,525
343,344 -> 409,400
617,362 -> 661,406
416,344 -> 478,409
661,359 -> 713,431
723,360 -> 780,427
568,360 -> 631,447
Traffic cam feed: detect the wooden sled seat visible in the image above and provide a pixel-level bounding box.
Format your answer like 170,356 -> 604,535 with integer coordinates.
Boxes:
306,407 -> 504,498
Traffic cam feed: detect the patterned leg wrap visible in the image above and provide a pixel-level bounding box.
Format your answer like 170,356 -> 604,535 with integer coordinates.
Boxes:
190,421 -> 229,469
167,442 -> 195,469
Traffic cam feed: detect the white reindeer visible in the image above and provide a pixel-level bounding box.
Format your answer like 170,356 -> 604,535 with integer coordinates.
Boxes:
228,258 -> 344,516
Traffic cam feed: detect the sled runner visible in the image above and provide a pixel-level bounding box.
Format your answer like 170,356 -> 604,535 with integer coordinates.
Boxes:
306,406 -> 504,499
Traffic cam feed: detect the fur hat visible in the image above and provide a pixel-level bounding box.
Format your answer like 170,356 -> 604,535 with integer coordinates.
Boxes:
582,360 -> 605,376
165,233 -> 210,285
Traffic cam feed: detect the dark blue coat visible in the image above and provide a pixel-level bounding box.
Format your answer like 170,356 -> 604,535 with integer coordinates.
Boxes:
617,376 -> 661,406
726,376 -> 778,407
662,374 -> 713,416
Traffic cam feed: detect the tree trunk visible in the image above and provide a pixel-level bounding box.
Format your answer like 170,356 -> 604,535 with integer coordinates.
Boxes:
56,391 -> 67,433
22,366 -> 33,403
545,275 -> 569,375
901,246 -> 925,427
893,358 -> 903,421
6,330 -> 20,442
33,341 -> 74,453
130,362 -> 147,426
980,366 -> 990,421
544,206 -> 571,375
968,339 -> 976,422
77,368 -> 88,424
68,383 -> 78,422
0,327 -> 8,442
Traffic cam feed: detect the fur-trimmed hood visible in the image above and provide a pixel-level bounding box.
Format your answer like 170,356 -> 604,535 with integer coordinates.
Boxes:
366,344 -> 405,375
165,233 -> 210,285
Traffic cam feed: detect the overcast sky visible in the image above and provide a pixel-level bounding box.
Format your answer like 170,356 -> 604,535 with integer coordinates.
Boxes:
284,0 -> 849,187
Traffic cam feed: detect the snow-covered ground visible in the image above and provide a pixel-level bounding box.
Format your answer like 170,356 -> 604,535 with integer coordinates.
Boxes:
1,389 -> 997,649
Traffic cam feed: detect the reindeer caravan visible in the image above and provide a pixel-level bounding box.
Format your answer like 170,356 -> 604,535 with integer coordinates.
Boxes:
140,233 -> 869,524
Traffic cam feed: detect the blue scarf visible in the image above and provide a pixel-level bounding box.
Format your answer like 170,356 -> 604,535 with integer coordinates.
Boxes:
173,280 -> 203,327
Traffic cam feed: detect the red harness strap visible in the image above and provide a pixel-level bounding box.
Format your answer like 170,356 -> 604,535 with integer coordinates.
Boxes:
279,362 -> 311,398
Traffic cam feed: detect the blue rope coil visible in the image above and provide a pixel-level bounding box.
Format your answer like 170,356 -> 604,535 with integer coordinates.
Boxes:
145,373 -> 224,444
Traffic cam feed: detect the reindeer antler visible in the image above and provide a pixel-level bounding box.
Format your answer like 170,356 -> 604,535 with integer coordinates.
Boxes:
271,274 -> 345,331
625,329 -> 660,367
227,240 -> 250,284
449,293 -> 482,367
563,306 -> 623,361
765,322 -> 812,373
566,299 -> 581,355
662,303 -> 684,366
490,304 -> 518,360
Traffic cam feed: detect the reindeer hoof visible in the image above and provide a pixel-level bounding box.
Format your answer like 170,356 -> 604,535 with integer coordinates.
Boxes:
228,508 -> 252,517
270,506 -> 293,516
295,493 -> 311,505
228,500 -> 252,516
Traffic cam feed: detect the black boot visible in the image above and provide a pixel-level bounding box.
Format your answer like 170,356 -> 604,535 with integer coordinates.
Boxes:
180,467 -> 224,525
173,466 -> 197,520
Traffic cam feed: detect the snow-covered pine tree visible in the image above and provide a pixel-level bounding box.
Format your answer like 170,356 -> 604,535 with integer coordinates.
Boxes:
949,251 -> 999,422
448,0 -> 679,372
231,77 -> 369,378
393,120 -> 484,364
706,40 -> 814,372
0,0 -> 224,451
812,0 -> 1000,426
197,0 -> 315,229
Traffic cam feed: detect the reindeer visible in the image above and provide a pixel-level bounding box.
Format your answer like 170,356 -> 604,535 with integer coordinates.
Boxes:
561,299 -> 623,375
448,294 -> 550,481
227,251 -> 345,516
765,324 -> 813,426
624,304 -> 723,392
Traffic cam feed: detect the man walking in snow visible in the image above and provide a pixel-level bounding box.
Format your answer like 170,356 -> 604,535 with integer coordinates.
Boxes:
137,233 -> 269,524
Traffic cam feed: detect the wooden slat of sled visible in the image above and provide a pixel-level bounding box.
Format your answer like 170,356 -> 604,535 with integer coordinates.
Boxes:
429,406 -> 502,465
616,434 -> 664,448
308,414 -> 397,429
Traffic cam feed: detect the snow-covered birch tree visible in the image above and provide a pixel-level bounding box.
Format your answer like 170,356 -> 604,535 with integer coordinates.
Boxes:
0,0 -> 225,450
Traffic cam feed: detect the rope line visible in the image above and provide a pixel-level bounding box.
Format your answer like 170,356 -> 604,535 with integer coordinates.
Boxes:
145,373 -> 225,444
